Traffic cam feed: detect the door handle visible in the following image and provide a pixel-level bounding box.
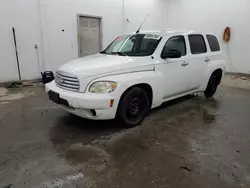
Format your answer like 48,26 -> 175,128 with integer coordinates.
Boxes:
181,61 -> 189,66
205,57 -> 210,62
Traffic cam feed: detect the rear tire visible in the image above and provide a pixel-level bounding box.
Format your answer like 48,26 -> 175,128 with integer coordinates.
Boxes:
117,87 -> 150,128
204,74 -> 219,98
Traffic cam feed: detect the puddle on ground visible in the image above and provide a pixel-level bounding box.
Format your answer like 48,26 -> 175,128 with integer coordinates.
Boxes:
65,143 -> 110,165
200,98 -> 220,123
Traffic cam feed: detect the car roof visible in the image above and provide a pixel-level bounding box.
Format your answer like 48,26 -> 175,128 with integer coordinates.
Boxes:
127,29 -> 215,37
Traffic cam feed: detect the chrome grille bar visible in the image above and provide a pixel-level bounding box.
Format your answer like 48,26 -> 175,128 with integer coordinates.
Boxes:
55,71 -> 79,92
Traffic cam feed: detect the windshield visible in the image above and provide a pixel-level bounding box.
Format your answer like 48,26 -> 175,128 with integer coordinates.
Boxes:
101,34 -> 162,57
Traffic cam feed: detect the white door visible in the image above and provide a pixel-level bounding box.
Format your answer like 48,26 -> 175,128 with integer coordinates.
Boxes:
185,34 -> 208,89
79,16 -> 101,57
156,35 -> 195,99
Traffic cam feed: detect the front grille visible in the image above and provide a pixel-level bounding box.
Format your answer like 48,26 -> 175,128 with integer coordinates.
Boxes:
55,71 -> 79,92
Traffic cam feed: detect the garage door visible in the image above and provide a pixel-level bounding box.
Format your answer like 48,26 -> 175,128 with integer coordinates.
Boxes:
79,16 -> 101,57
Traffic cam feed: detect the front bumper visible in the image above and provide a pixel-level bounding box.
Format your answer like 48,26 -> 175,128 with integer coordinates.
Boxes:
45,81 -> 117,120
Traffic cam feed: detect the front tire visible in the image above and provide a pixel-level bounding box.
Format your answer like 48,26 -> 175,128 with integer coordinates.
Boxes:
204,74 -> 219,98
117,87 -> 150,128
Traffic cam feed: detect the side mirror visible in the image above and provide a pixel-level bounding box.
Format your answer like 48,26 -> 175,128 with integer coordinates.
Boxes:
161,49 -> 181,59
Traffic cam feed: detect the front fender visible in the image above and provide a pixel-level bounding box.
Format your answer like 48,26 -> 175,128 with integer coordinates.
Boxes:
87,71 -> 165,108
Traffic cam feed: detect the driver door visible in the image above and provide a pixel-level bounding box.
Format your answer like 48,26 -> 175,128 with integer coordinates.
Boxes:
156,35 -> 193,99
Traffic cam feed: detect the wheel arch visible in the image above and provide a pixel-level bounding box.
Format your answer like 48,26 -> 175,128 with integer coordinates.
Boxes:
117,83 -> 153,110
211,68 -> 223,85
201,60 -> 225,91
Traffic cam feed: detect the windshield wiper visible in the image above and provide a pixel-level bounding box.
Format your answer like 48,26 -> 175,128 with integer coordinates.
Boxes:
116,52 -> 128,56
100,51 -> 107,54
110,52 -> 127,56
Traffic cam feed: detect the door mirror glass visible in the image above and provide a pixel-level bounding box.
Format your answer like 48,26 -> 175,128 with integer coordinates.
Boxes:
161,49 -> 181,59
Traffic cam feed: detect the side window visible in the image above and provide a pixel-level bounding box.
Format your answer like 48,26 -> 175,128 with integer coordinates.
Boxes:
140,39 -> 156,52
162,36 -> 186,57
206,35 -> 220,52
188,35 -> 207,54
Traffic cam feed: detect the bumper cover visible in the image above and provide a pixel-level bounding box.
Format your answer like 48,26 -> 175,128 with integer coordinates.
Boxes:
45,81 -> 117,120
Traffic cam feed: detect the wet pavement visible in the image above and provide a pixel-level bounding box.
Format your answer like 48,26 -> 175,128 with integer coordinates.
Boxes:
0,76 -> 250,188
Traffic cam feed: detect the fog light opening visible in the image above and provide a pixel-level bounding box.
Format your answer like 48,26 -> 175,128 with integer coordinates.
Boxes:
91,110 -> 96,116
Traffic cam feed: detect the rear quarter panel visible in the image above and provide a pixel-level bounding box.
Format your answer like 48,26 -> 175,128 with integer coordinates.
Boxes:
200,53 -> 226,91
199,34 -> 227,91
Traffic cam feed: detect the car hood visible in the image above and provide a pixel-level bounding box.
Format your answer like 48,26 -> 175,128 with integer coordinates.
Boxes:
58,54 -> 155,79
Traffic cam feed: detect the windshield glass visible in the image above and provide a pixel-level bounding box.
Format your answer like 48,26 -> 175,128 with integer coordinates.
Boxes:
102,34 -> 162,57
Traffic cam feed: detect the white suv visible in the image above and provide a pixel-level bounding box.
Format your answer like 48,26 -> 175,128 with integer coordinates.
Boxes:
45,30 -> 226,127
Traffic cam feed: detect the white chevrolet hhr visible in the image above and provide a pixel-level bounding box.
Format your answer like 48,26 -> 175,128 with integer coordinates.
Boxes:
45,30 -> 226,127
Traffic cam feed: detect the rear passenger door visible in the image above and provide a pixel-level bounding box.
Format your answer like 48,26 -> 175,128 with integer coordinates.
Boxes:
186,34 -> 208,89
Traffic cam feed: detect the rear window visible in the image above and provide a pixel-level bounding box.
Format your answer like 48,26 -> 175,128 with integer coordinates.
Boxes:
206,35 -> 220,52
188,35 -> 207,54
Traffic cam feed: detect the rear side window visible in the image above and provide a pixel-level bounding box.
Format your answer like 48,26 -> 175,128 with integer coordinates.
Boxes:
188,35 -> 207,54
206,35 -> 220,52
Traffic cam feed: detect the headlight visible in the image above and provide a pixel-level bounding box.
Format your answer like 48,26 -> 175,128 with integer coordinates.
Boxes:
89,81 -> 117,93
